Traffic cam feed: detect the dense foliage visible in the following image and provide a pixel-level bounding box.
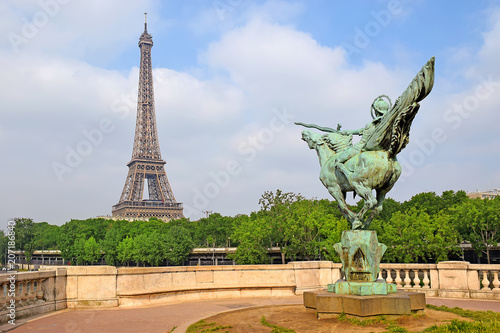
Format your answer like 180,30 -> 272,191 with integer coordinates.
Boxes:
1,189 -> 498,266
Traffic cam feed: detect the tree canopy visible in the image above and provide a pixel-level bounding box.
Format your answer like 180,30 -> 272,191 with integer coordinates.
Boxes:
1,189 -> 495,267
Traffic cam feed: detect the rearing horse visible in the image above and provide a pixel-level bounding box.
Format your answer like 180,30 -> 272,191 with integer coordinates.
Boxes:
302,130 -> 401,229
298,57 -> 435,230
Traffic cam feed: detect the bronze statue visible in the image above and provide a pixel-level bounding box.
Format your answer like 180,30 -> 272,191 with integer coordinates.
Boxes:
297,57 -> 435,230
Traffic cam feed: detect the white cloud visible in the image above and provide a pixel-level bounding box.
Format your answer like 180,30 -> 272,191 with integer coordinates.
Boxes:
1,0 -> 159,63
1,1 -> 500,227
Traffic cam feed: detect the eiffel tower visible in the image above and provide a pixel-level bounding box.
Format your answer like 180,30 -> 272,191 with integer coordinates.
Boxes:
112,14 -> 184,220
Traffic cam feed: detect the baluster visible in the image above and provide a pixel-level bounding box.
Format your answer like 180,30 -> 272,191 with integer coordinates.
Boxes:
422,270 -> 430,289
35,280 -> 43,301
377,269 -> 383,280
413,269 -> 421,289
481,271 -> 490,290
395,269 -> 403,288
403,269 -> 411,288
386,269 -> 393,284
492,271 -> 500,291
27,281 -> 36,301
15,283 -> 22,303
20,282 -> 28,302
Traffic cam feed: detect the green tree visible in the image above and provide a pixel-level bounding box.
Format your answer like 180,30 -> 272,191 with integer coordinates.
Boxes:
282,199 -> 348,261
230,238 -> 270,265
257,190 -> 305,261
194,213 -> 233,247
102,220 -> 131,265
0,231 -> 8,266
83,236 -> 101,264
73,238 -> 86,265
374,208 -> 460,263
401,190 -> 468,216
117,236 -> 135,266
229,215 -> 271,264
58,218 -> 114,262
133,232 -> 165,266
164,225 -> 194,265
450,197 -> 500,264
32,222 -> 60,250
14,218 -> 36,263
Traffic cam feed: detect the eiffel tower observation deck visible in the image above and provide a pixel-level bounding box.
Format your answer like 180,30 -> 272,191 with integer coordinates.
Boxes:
112,14 -> 184,221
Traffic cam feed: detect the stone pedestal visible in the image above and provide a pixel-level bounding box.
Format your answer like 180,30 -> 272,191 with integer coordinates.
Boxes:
304,289 -> 425,319
302,230 -> 426,319
331,230 -> 396,296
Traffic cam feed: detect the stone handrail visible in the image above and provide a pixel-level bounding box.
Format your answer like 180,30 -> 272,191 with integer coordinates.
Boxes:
0,269 -> 67,325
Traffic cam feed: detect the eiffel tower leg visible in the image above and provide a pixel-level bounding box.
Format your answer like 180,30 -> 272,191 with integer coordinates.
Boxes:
119,168 -> 135,202
131,171 -> 145,201
158,172 -> 176,202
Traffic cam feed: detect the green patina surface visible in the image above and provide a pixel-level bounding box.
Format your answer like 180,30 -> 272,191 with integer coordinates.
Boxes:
297,58 -> 435,296
330,230 -> 396,295
297,57 -> 435,230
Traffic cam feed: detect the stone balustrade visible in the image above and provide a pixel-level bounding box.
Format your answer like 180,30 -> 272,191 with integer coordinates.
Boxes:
1,261 -> 499,324
0,269 -> 67,325
376,262 -> 500,300
379,263 -> 439,296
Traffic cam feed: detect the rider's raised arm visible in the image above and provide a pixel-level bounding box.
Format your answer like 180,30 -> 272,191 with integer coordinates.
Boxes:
341,128 -> 363,135
294,122 -> 338,133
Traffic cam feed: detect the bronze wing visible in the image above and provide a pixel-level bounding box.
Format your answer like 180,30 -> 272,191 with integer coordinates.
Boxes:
364,57 -> 435,158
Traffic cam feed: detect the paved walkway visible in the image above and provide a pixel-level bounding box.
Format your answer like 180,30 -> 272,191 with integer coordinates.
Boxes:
2,296 -> 499,333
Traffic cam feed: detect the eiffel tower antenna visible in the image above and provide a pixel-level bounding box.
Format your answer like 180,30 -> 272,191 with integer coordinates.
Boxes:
112,16 -> 184,221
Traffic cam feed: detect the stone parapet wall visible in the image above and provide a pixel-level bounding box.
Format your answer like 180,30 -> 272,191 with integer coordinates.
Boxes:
0,268 -> 67,325
60,261 -> 339,308
0,260 -> 496,322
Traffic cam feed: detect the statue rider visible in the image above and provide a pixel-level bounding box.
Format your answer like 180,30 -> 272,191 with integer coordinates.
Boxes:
334,96 -> 390,176
294,95 -> 391,175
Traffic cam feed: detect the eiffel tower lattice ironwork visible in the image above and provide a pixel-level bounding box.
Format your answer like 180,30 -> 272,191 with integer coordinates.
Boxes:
112,14 -> 183,220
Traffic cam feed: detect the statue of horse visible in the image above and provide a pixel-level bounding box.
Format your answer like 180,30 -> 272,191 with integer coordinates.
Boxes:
297,57 -> 435,230
302,130 -> 401,229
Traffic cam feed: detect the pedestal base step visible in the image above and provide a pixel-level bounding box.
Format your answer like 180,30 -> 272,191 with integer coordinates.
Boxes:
304,289 -> 425,319
328,279 -> 397,296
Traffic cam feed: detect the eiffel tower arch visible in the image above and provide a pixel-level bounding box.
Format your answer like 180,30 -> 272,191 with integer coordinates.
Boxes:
112,14 -> 184,221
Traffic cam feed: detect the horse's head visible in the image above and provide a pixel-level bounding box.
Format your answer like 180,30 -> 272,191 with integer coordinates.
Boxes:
301,130 -> 325,149
302,130 -> 352,153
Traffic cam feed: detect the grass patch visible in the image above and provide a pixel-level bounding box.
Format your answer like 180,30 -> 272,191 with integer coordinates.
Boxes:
186,320 -> 232,333
260,316 -> 295,333
421,319 -> 499,332
338,312 -> 414,332
423,305 -> 500,333
426,304 -> 500,322
338,312 -> 391,326
386,322 -> 409,332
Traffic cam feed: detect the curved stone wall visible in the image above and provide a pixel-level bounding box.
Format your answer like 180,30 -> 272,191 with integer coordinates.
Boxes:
59,261 -> 340,308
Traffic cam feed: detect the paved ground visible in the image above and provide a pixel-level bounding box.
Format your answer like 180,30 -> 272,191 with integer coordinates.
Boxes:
2,296 -> 499,333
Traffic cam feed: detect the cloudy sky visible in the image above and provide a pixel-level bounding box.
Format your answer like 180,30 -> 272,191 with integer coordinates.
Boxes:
1,0 -> 499,227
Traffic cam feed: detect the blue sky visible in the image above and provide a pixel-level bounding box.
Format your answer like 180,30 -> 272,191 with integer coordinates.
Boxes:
1,0 -> 500,226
